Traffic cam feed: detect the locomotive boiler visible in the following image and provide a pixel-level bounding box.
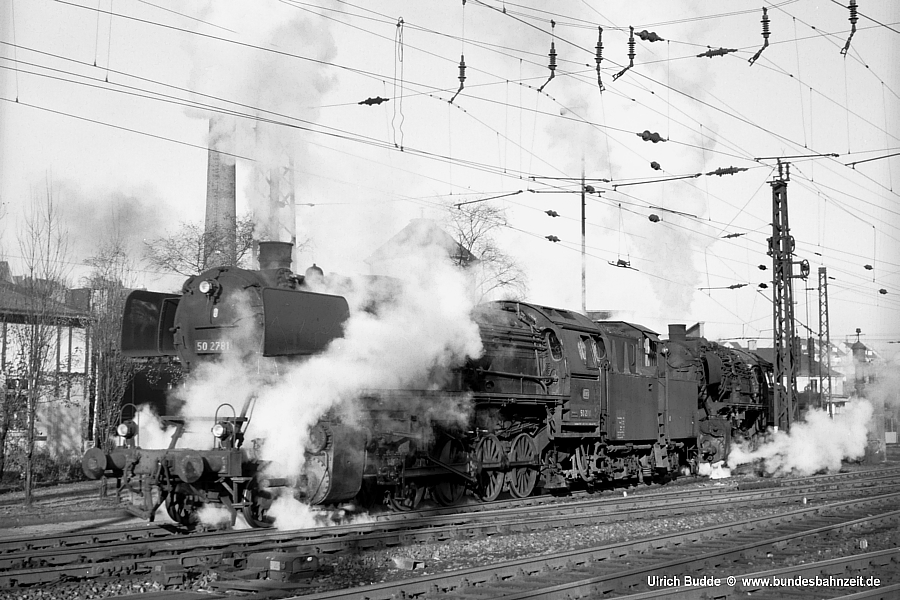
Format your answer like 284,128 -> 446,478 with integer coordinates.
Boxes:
82,242 -> 772,527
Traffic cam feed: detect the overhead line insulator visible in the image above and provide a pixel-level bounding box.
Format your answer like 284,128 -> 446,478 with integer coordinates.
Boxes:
636,30 -> 663,42
697,47 -> 738,58
748,7 -> 770,66
613,26 -> 635,81
538,21 -> 558,93
358,97 -> 389,106
637,130 -> 665,143
841,0 -> 858,56
450,55 -> 467,104
706,166 -> 748,176
595,26 -> 605,92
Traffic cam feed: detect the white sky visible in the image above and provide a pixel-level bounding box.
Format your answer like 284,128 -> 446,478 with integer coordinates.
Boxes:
1,0 -> 898,355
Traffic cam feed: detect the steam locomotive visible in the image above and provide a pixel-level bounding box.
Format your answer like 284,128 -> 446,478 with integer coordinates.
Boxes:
82,242 -> 772,527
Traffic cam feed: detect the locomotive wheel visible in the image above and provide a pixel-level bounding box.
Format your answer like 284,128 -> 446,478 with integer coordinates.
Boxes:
165,492 -> 199,527
572,444 -> 595,483
389,483 -> 425,511
475,434 -> 505,502
241,486 -> 274,528
432,439 -> 466,506
507,433 -> 538,498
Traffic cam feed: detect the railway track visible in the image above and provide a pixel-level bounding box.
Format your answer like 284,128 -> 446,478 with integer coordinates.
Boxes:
608,549 -> 899,599
3,466 -> 898,558
290,492 -> 900,599
0,468 -> 896,593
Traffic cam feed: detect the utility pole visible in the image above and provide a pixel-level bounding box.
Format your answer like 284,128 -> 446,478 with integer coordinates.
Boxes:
767,161 -> 808,431
818,266 -> 832,415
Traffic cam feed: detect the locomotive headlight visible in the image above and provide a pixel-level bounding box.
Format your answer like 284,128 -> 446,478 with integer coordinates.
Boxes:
199,279 -> 220,296
116,420 -> 137,439
306,423 -> 329,453
212,421 -> 233,440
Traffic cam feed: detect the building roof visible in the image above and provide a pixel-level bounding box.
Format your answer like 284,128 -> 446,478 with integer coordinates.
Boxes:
366,218 -> 477,268
0,281 -> 88,324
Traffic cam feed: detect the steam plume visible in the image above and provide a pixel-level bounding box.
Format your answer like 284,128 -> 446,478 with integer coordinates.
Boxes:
165,228 -> 482,528
728,399 -> 874,476
183,1 -> 338,241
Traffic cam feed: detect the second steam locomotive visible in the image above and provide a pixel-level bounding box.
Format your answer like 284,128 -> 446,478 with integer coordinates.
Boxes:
82,241 -> 772,526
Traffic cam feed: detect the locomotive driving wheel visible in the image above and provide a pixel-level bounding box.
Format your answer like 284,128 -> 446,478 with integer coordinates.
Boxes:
432,438 -> 466,506
572,444 -> 596,483
388,482 -> 425,511
475,434 -> 505,502
165,492 -> 200,527
241,485 -> 274,528
507,433 -> 538,498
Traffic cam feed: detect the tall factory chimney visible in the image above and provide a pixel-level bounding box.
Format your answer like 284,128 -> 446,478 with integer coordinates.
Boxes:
205,116 -> 237,269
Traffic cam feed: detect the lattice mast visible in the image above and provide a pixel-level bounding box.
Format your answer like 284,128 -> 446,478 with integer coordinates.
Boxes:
818,266 -> 832,413
767,161 -> 799,431
581,165 -> 586,313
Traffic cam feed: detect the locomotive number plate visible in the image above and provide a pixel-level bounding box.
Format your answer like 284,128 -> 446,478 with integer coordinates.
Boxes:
195,339 -> 233,353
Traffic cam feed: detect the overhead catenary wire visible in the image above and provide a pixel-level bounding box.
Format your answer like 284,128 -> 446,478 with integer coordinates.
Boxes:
33,0 -> 892,202
8,1 -> 900,338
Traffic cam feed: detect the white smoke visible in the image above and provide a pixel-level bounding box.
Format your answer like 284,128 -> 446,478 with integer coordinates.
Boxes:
196,504 -> 235,528
167,288 -> 269,449
697,460 -> 731,480
728,399 -> 874,476
250,239 -> 483,486
267,495 -> 378,531
163,228 -> 482,529
865,356 -> 900,422
132,404 -> 176,449
182,0 -> 339,241
267,496 -> 322,530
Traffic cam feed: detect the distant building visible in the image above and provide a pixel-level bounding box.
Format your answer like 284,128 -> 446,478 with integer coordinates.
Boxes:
733,343 -> 845,414
365,218 -> 477,278
0,262 -> 91,461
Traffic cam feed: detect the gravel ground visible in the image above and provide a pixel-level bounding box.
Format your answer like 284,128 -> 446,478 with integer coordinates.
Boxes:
0,480 -> 142,537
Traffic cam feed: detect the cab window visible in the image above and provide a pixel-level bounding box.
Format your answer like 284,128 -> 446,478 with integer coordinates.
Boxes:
578,335 -> 599,369
643,336 -> 657,368
545,330 -> 562,361
614,339 -> 627,373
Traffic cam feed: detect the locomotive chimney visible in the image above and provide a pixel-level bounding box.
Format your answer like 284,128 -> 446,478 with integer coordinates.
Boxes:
258,241 -> 293,270
668,324 -> 686,341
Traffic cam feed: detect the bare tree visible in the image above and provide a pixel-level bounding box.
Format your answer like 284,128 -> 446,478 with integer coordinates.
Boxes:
143,214 -> 256,276
83,238 -> 136,454
446,203 -> 527,301
0,364 -> 27,480
15,178 -> 73,505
